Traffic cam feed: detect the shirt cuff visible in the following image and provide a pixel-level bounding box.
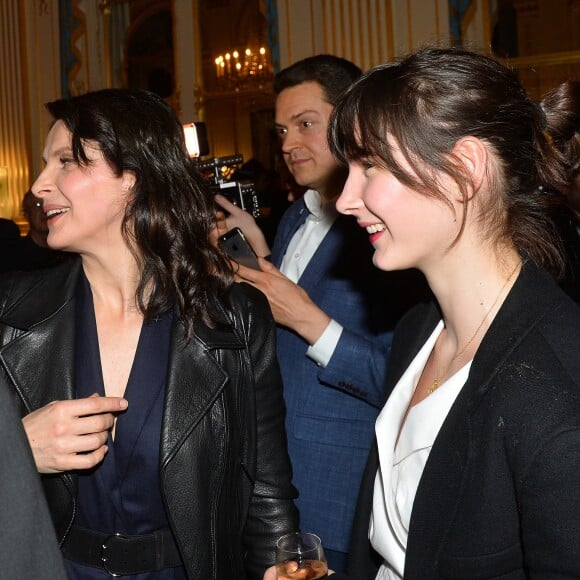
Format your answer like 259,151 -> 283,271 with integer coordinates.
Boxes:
306,319 -> 343,367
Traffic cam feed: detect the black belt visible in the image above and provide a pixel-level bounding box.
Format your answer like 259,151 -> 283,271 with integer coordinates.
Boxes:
62,525 -> 183,576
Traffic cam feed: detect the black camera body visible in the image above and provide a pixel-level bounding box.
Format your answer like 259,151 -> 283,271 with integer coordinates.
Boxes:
210,180 -> 260,218
194,154 -> 260,218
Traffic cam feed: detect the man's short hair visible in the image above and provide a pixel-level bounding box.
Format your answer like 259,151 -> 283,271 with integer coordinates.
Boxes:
274,54 -> 362,106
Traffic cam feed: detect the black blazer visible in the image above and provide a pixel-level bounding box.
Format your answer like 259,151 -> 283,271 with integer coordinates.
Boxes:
0,258 -> 299,580
335,262 -> 580,579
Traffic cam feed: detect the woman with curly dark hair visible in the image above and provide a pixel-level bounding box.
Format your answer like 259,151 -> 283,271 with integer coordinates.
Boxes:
0,88 -> 297,579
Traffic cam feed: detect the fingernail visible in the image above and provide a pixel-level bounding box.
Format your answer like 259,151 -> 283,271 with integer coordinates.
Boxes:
120,399 -> 128,409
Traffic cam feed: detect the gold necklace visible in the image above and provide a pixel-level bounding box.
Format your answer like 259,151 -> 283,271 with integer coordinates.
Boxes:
427,262 -> 520,395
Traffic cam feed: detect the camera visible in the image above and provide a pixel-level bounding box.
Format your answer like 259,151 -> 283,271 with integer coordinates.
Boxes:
194,154 -> 260,218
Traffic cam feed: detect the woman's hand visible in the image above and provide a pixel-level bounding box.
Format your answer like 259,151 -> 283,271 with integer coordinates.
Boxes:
22,395 -> 128,474
214,194 -> 271,257
263,564 -> 336,579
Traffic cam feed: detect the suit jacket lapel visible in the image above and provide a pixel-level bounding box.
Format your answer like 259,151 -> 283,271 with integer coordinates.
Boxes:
405,303 -> 524,576
404,382 -> 471,577
272,199 -> 309,269
272,199 -> 359,292
295,217 -> 345,290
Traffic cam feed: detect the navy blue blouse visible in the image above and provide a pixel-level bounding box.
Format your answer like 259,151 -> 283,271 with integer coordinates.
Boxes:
65,273 -> 187,579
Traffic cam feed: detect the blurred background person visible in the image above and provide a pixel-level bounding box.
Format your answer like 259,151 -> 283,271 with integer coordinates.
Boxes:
20,189 -> 69,270
22,189 -> 50,247
0,217 -> 25,273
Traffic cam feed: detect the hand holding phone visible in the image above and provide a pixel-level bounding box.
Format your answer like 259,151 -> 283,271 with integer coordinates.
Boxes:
219,227 -> 261,270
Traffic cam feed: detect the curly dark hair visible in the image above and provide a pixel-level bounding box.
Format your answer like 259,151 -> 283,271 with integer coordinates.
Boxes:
329,46 -> 566,276
46,89 -> 233,336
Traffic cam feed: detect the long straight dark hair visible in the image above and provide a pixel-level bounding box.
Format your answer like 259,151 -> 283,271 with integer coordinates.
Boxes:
46,89 -> 233,336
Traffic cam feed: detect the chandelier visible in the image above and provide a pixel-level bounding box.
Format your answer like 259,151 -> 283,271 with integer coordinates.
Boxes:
214,46 -> 273,93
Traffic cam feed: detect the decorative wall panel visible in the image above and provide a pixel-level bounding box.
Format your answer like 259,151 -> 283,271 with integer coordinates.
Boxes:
0,0 -> 29,218
277,0 -> 451,71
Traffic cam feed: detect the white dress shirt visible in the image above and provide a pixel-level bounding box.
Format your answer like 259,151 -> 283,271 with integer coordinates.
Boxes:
279,189 -> 342,367
369,321 -> 472,579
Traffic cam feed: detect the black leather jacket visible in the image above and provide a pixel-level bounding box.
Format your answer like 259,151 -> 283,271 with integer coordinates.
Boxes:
0,258 -> 298,579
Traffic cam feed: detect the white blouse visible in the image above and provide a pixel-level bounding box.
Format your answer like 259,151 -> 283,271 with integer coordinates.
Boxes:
369,321 -> 472,579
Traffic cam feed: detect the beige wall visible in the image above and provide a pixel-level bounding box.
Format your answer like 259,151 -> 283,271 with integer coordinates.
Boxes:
276,0 -> 453,71
173,0 -> 201,122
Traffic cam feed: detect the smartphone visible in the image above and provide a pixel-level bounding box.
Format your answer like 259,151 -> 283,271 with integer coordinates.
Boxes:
219,227 -> 261,270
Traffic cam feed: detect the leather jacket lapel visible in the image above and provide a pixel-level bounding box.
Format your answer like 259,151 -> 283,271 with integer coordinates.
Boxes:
160,315 -> 244,469
0,301 -> 76,411
0,260 -> 81,412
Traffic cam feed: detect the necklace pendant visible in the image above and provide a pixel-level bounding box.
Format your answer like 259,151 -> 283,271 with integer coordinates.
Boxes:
428,377 -> 440,394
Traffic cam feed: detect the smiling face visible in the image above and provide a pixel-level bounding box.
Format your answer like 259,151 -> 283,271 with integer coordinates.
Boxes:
336,143 -> 461,273
31,120 -> 133,256
275,81 -> 339,200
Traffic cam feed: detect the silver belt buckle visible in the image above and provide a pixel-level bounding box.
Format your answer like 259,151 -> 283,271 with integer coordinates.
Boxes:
100,532 -> 126,577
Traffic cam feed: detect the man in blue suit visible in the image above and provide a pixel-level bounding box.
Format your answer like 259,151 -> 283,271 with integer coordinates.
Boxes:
215,55 -> 427,571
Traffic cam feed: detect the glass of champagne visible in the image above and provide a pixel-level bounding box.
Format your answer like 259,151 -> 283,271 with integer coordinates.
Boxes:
276,532 -> 328,580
